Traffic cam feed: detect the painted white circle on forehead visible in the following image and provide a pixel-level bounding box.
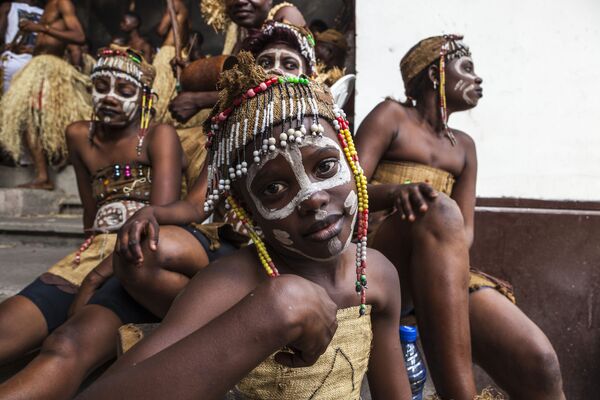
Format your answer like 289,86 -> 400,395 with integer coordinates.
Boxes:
257,47 -> 306,74
246,134 -> 351,221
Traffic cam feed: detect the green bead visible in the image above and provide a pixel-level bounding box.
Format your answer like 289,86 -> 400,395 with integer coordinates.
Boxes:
355,281 -> 362,292
278,77 -> 285,84
360,274 -> 367,286
359,304 -> 367,316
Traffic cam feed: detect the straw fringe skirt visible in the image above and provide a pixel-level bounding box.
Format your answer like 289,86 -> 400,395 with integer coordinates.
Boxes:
0,54 -> 91,163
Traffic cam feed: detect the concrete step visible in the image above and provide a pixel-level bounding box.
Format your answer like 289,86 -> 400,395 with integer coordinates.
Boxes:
0,165 -> 80,198
0,215 -> 83,247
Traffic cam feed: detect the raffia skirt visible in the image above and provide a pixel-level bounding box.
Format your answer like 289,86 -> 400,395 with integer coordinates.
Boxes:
0,54 -> 91,164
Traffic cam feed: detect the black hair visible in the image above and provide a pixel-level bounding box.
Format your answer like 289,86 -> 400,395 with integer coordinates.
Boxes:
309,19 -> 328,34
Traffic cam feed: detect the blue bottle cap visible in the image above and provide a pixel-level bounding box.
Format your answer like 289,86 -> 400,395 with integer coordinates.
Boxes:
399,325 -> 418,342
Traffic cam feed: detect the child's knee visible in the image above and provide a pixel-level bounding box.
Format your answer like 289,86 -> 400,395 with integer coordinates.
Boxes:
415,194 -> 466,241
41,325 -> 82,360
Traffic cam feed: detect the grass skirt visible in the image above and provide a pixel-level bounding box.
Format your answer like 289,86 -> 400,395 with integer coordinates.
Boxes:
0,54 -> 91,163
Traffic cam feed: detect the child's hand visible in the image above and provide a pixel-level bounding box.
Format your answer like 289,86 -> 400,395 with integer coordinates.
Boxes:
272,276 -> 338,368
116,207 -> 160,265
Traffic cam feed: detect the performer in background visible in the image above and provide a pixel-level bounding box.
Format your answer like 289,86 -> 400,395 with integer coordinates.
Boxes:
355,35 -> 565,400
0,0 -> 44,94
0,0 -> 89,190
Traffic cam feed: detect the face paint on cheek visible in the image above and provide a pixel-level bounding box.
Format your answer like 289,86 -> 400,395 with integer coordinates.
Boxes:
272,229 -> 293,245
246,135 -> 351,221
344,190 -> 357,216
92,75 -> 141,122
281,208 -> 357,260
452,58 -> 478,105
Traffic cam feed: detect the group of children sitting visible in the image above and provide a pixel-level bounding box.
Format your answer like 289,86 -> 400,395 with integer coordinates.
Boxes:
0,20 -> 564,400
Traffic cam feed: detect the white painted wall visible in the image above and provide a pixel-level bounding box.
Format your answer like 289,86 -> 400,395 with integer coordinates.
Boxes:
355,0 -> 600,201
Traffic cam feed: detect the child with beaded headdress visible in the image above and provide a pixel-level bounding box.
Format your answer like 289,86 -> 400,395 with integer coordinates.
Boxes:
77,51 -> 412,400
0,45 -> 186,399
355,35 -> 564,399
111,23 -> 320,322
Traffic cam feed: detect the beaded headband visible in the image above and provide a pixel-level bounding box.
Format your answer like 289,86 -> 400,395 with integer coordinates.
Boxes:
91,45 -> 156,155
204,52 -> 370,315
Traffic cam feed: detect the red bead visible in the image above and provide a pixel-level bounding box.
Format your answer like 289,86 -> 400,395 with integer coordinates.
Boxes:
259,82 -> 268,91
246,89 -> 256,98
233,98 -> 242,106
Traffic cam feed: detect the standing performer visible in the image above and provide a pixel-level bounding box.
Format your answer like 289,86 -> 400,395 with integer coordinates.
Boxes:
0,0 -> 88,190
0,0 -> 44,94
78,52 -> 412,400
0,46 -> 185,399
355,35 -> 564,399
152,0 -> 189,125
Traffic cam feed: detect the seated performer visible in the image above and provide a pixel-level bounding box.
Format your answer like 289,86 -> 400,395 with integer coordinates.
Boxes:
78,52 -> 412,400
113,23 -> 318,319
0,0 -> 44,94
167,0 -> 307,124
0,46 -> 185,399
355,35 -> 564,399
0,0 -> 88,190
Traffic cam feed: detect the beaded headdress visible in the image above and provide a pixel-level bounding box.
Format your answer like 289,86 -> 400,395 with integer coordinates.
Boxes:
204,52 -> 370,315
242,20 -> 317,76
91,45 -> 157,155
400,34 -> 471,145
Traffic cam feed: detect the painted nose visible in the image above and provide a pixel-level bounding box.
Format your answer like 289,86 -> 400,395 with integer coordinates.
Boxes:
297,190 -> 330,216
475,75 -> 483,84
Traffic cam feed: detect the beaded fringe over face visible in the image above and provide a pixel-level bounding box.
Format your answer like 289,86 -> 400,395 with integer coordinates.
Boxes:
91,46 -> 156,156
204,52 -> 370,315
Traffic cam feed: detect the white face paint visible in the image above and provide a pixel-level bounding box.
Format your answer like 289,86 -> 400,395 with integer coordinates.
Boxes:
344,190 -> 358,216
246,135 -> 351,221
247,134 -> 356,260
92,74 -> 141,123
257,47 -> 305,75
272,229 -> 293,245
452,57 -> 479,106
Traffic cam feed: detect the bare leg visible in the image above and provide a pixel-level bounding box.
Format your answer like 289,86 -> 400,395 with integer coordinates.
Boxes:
372,195 -> 477,399
470,289 -> 565,400
0,305 -> 121,399
18,131 -> 53,190
114,226 -> 210,318
0,296 -> 48,365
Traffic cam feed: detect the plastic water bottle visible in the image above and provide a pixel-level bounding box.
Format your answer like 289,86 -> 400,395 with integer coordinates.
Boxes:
400,325 -> 427,400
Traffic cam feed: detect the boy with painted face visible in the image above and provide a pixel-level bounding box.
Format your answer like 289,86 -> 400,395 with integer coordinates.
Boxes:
77,52 -> 412,400
0,46 -> 186,399
356,35 -> 564,399
111,23 -> 317,320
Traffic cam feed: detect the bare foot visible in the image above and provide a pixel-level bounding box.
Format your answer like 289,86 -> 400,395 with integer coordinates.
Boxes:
17,180 -> 54,190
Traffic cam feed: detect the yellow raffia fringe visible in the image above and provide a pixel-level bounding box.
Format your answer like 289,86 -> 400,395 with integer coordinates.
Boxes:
200,0 -> 229,32
151,45 -> 177,124
428,388 -> 505,400
0,54 -> 91,164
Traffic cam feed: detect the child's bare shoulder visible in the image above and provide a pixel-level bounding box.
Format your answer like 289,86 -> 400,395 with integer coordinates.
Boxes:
65,121 -> 91,152
365,247 -> 401,312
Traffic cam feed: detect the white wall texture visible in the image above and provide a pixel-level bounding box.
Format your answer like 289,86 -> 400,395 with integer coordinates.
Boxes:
355,0 -> 600,201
